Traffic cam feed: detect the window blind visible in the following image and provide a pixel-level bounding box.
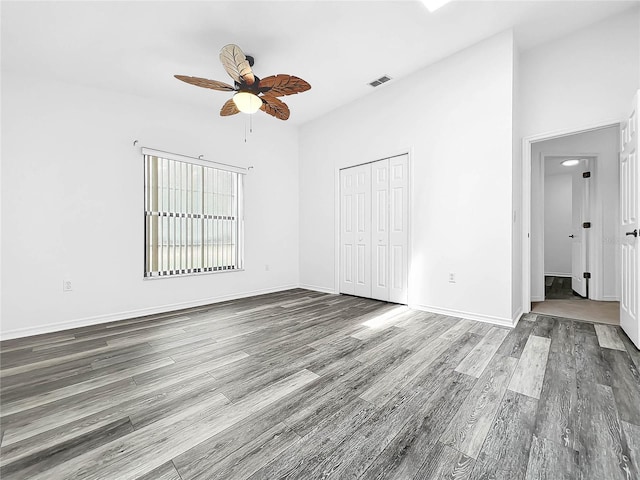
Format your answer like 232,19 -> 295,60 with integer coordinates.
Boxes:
144,152 -> 244,277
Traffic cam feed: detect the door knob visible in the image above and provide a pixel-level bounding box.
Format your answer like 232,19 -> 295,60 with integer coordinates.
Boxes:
626,229 -> 638,237
569,234 -> 575,238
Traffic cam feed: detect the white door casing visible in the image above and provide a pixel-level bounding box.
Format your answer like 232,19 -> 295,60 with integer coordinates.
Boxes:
522,121 -> 621,313
571,160 -> 589,298
620,91 -> 639,348
371,159 -> 390,301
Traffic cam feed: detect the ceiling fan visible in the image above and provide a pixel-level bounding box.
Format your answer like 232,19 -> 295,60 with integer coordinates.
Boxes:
175,44 -> 311,121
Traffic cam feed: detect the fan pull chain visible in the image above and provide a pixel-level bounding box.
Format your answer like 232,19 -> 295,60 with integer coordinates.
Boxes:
243,115 -> 255,143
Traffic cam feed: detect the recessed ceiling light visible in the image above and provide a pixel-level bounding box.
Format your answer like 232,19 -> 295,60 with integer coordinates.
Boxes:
421,0 -> 454,13
562,159 -> 580,167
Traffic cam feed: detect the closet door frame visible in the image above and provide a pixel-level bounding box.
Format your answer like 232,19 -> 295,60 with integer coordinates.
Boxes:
336,150 -> 411,304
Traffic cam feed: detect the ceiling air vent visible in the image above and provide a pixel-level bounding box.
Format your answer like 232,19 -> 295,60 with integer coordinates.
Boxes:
368,75 -> 392,87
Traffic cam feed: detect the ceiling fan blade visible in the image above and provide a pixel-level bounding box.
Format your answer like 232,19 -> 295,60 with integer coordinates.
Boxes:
258,75 -> 311,97
220,98 -> 240,116
219,44 -> 255,86
174,75 -> 235,92
260,95 -> 290,120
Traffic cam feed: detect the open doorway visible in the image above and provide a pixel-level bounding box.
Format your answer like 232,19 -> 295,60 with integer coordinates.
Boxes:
527,125 -> 620,325
542,156 -> 592,297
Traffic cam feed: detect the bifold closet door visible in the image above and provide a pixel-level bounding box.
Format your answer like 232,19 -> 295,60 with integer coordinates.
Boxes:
339,164 -> 372,297
371,159 -> 390,301
340,154 -> 408,304
388,155 -> 408,304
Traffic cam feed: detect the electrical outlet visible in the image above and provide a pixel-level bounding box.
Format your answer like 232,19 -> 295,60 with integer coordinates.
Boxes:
63,280 -> 73,292
448,273 -> 456,283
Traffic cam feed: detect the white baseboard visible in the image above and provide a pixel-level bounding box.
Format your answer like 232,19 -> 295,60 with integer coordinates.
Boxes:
2,285 -> 521,340
531,295 -> 545,302
544,272 -> 571,277
0,284 -> 299,341
601,295 -> 621,302
299,283 -> 337,295
511,307 -> 524,327
409,303 -> 515,328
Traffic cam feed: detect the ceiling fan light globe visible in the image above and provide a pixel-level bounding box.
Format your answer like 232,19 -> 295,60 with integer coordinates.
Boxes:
233,92 -> 261,114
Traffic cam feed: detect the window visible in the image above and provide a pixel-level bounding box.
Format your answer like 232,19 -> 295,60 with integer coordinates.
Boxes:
143,150 -> 244,277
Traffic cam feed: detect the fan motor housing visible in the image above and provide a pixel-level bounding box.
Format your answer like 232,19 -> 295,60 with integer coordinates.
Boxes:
236,76 -> 262,95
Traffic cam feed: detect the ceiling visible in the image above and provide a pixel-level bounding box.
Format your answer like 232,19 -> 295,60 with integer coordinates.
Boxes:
545,156 -> 594,176
2,1 -> 638,125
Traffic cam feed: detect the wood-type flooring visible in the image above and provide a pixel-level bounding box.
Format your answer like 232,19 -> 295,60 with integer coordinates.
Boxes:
1,289 -> 639,479
544,276 -> 580,300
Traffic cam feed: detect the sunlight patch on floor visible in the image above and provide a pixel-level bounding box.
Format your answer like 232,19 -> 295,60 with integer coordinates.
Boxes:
361,305 -> 409,329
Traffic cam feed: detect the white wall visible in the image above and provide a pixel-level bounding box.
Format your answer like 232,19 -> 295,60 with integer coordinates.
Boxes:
1,74 -> 300,339
531,126 -> 620,301
544,173 -> 572,276
520,7 -> 640,139
299,31 -> 516,325
521,8 -> 637,306
4,8 -> 637,339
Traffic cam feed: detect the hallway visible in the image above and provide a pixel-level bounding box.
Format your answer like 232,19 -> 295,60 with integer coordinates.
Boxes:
532,276 -> 619,325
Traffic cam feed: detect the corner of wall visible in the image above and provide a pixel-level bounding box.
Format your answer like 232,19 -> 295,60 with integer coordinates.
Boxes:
512,29 -> 524,321
512,306 -> 524,327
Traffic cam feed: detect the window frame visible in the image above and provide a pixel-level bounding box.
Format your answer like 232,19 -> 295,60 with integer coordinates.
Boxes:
142,148 -> 246,279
